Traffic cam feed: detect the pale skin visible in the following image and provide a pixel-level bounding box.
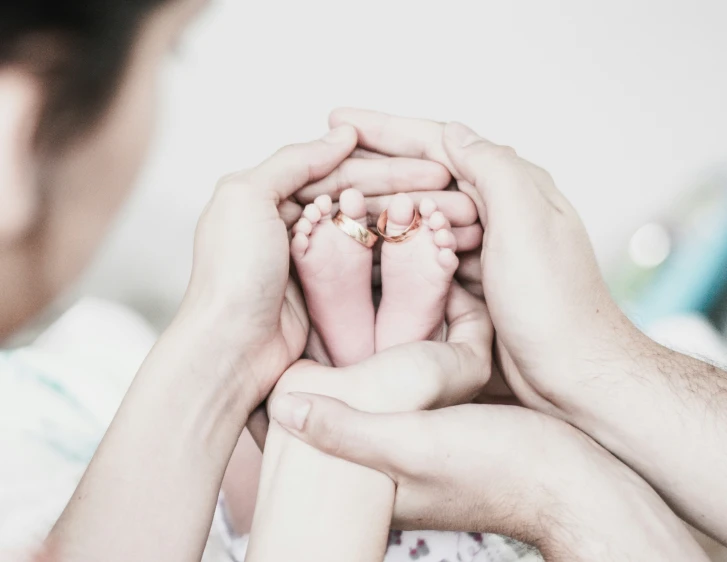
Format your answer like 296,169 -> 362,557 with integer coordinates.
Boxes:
45,128 -> 487,562
245,183 -> 467,562
1,60 -> 485,560
241,108 -> 721,562
272,398 -> 710,562
221,156 -> 485,536
271,109 -> 727,557
5,1 -> 718,559
325,110 -> 727,547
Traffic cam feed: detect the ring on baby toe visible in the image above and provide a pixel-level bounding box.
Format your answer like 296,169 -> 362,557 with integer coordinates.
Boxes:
332,211 -> 379,249
376,209 -> 422,244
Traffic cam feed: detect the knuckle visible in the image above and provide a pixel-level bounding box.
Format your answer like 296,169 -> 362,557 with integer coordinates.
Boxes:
214,170 -> 253,194
274,142 -> 303,158
467,141 -> 512,164
331,165 -> 352,196
487,144 -> 517,161
499,145 -> 518,157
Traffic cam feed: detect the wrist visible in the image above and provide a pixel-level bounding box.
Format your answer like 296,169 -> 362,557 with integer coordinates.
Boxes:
151,309 -> 260,425
176,293 -> 298,409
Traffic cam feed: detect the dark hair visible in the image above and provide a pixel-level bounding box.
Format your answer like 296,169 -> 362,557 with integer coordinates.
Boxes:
0,0 -> 169,144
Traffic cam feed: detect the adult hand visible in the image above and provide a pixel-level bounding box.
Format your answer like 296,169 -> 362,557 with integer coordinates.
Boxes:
269,395 -> 709,562
247,283 -> 492,449
178,125 -> 479,412
327,109 -> 636,419
327,109 -> 727,547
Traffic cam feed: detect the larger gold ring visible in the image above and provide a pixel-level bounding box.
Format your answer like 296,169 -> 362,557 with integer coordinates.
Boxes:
332,211 -> 379,249
376,209 -> 422,244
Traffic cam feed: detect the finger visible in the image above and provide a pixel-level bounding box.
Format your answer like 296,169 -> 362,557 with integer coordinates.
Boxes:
247,405 -> 270,452
369,227 -> 481,269
445,283 -> 492,351
237,125 -> 358,202
279,199 -> 303,229
274,326 -> 490,415
342,191 -> 479,228
294,157 -> 451,204
452,225 -> 483,252
351,148 -> 386,159
348,323 -> 491,410
329,108 -> 454,171
270,393 -> 419,480
455,250 -> 483,285
443,122 -> 544,218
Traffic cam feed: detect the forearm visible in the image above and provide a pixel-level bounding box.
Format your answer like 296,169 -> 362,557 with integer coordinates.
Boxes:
539,435 -> 710,562
245,422 -> 393,562
566,329 -> 727,544
48,316 -> 254,562
441,408 -> 710,562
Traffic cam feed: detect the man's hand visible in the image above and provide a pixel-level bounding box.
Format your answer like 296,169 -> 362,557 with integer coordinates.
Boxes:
326,109 -> 727,545
327,109 -> 635,417
247,283 -> 493,448
270,395 -> 709,562
177,126 -> 357,411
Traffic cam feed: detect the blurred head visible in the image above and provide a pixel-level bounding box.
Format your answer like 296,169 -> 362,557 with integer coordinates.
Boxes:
0,0 -> 206,340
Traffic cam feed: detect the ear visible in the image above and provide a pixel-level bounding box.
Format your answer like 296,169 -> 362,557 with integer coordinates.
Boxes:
0,69 -> 42,245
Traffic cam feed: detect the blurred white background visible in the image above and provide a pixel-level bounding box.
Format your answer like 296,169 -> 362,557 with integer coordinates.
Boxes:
77,0 -> 727,327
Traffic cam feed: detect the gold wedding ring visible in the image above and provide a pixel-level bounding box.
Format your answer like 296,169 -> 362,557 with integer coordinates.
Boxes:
376,209 -> 422,244
332,211 -> 379,249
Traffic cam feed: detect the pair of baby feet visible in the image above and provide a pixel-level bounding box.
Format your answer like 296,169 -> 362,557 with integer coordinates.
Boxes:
291,188 -> 459,367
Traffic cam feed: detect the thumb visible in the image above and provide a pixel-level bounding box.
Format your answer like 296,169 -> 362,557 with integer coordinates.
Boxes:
270,393 -> 406,479
442,122 -> 539,220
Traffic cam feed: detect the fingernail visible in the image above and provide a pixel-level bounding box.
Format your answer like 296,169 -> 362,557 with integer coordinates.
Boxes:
447,122 -> 481,148
271,394 -> 311,431
322,126 -> 350,144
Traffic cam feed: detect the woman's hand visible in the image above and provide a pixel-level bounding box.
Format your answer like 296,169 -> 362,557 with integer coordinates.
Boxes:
269,396 -> 709,562
176,127 -> 361,411
247,283 -> 493,448
326,109 -> 636,419
177,123 -> 486,412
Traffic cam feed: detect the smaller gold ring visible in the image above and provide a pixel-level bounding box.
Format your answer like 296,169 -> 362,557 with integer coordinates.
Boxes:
332,211 -> 379,249
376,209 -> 422,244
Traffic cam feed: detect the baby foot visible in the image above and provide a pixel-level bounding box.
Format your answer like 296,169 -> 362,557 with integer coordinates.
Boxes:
292,189 -> 375,367
376,194 -> 459,350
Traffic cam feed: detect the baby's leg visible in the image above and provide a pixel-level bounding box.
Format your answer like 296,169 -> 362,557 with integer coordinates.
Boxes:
292,189 -> 375,366
376,194 -> 459,350
246,191 -> 460,562
246,189 -> 391,562
224,190 -> 376,544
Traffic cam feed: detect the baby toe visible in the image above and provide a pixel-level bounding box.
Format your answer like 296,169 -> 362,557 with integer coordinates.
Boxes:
434,228 -> 458,251
314,194 -> 333,216
419,198 -> 438,219
339,188 -> 367,221
437,248 -> 459,273
291,232 -> 310,260
294,217 -> 313,236
428,211 -> 450,232
387,193 -> 416,232
303,203 -> 322,223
